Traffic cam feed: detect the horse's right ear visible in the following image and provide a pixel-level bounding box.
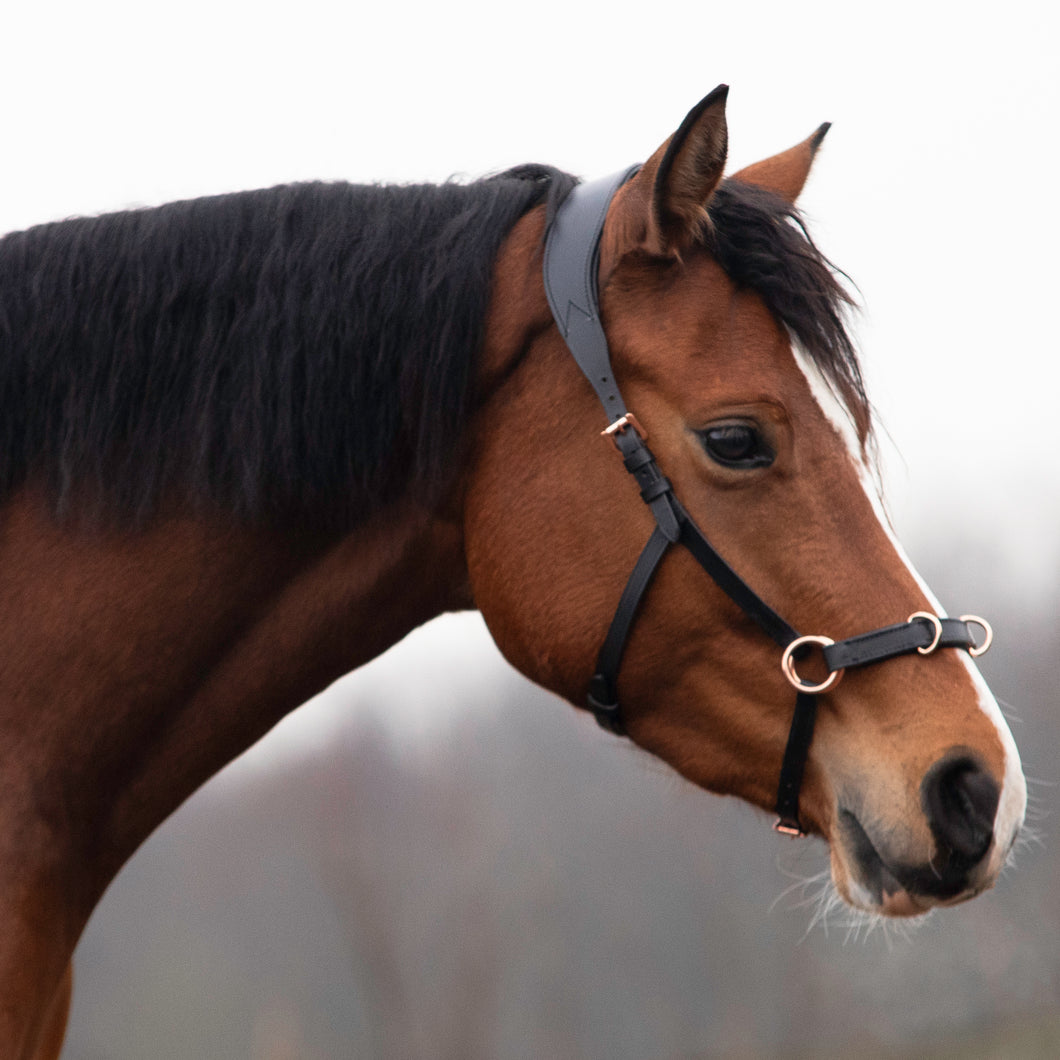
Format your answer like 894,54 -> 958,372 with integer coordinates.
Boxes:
608,86 -> 729,260
730,123 -> 831,204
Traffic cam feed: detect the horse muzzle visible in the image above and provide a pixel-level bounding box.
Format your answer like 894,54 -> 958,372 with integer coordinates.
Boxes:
831,751 -> 1015,917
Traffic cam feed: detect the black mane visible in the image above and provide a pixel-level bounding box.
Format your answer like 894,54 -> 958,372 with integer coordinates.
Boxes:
0,166 -> 861,529
707,178 -> 867,434
0,168 -> 573,526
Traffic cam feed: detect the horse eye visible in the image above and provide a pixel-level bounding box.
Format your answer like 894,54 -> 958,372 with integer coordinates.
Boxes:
697,424 -> 774,469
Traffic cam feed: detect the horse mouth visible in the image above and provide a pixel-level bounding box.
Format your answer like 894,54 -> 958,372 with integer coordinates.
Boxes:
836,810 -> 982,917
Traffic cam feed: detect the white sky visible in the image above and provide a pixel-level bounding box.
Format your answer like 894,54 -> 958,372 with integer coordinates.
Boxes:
2,1 -> 1057,744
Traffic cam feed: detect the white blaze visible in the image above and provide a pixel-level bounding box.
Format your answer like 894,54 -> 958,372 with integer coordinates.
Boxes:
791,345 -> 1026,870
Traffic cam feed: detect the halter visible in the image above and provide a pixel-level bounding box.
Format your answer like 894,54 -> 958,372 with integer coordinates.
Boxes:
542,168 -> 992,836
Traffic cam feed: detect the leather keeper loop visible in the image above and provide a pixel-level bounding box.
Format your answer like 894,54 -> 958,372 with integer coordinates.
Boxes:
623,446 -> 655,473
640,476 -> 673,503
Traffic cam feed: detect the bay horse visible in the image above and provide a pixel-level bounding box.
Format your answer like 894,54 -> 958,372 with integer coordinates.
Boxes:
0,86 -> 1025,1057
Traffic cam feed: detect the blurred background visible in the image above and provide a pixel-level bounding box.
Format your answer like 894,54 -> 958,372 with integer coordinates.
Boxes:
1,0 -> 1057,1056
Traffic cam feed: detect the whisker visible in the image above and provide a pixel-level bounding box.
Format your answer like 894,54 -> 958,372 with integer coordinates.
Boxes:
768,867 -> 832,916
772,860 -> 932,948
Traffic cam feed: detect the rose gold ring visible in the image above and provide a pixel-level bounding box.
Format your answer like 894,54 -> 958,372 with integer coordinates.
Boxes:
959,615 -> 993,657
781,635 -> 841,694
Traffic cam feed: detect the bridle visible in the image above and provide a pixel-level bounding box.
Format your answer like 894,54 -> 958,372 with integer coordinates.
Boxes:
542,167 -> 992,836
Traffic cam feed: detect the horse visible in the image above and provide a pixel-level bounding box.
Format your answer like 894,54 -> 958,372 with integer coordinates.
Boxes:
0,86 -> 1025,1057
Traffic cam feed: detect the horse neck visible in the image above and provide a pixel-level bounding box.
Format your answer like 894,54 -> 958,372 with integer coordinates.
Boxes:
0,205 -> 555,922
0,489 -> 469,906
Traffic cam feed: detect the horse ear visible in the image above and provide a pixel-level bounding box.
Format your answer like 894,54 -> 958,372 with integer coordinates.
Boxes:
729,123 -> 831,204
621,85 -> 729,258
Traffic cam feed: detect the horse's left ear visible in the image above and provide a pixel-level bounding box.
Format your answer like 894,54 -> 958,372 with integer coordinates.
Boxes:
729,123 -> 831,204
608,85 -> 729,260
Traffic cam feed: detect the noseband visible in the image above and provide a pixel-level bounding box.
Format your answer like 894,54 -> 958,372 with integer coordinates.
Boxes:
542,168 -> 991,836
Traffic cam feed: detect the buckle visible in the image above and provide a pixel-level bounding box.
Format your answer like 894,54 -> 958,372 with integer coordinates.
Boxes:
601,413 -> 647,441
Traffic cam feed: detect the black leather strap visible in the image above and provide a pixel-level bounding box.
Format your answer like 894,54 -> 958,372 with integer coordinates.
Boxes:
612,425 -> 681,542
587,524 -> 673,734
676,503 -> 797,649
824,616 -> 979,672
543,167 -> 641,425
543,164 -> 822,832
775,692 -> 819,834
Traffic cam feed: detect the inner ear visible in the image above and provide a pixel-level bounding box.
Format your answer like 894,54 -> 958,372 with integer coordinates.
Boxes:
652,85 -> 729,248
647,85 -> 729,256
601,86 -> 730,267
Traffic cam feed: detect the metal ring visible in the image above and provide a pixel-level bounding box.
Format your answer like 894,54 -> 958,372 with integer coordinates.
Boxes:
959,615 -> 994,657
908,611 -> 943,655
781,635 -> 841,694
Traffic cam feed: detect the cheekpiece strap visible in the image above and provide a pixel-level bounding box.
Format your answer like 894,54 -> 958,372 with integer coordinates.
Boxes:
774,692 -> 819,836
543,166 -> 641,424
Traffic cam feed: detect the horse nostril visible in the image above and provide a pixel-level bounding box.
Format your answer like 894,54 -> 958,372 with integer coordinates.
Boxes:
921,754 -> 1000,868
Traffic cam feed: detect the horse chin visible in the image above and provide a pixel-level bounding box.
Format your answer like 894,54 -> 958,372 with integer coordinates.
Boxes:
828,810 -> 987,919
831,865 -> 937,919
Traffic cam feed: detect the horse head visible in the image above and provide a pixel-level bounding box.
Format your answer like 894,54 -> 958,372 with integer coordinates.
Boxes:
466,87 -> 1026,917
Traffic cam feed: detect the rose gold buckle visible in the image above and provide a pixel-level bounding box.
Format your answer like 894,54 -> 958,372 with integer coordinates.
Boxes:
601,413 -> 646,441
773,818 -> 807,838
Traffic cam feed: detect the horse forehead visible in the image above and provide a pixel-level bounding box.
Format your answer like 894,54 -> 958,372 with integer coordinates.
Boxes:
605,255 -> 802,387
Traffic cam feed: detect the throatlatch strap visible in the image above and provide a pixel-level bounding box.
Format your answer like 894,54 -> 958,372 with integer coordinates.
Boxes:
587,525 -> 673,734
